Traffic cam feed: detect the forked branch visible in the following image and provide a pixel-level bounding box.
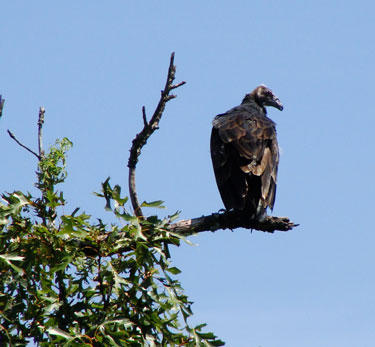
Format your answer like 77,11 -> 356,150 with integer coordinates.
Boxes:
7,107 -> 46,161
7,130 -> 40,160
126,53 -> 298,233
127,52 -> 186,218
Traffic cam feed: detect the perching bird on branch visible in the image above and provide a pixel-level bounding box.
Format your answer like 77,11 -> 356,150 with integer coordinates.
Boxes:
210,85 -> 283,221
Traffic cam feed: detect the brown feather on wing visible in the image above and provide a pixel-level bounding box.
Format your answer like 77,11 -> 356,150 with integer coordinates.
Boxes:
211,86 -> 283,219
211,112 -> 279,212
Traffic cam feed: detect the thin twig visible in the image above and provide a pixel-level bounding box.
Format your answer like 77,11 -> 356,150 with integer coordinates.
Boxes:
7,129 -> 40,160
38,107 -> 45,158
170,81 -> 186,90
142,106 -> 148,127
0,95 -> 5,119
127,52 -> 186,218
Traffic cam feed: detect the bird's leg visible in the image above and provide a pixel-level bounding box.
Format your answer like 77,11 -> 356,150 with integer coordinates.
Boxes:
255,201 -> 268,222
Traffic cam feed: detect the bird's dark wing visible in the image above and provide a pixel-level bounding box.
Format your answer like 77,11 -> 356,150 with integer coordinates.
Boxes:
211,109 -> 279,212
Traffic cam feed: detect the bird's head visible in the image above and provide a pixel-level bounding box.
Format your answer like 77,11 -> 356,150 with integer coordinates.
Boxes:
246,85 -> 284,111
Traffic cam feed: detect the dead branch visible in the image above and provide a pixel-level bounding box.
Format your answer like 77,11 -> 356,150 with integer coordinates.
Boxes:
126,53 -> 297,234
89,212 -> 296,257
83,212 -> 297,257
0,95 -> 4,119
127,52 -> 186,218
8,107 -> 46,161
38,107 -> 45,158
169,211 -> 298,234
7,129 -> 40,160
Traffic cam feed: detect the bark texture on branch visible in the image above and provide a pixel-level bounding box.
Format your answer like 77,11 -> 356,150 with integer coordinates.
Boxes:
127,52 -> 186,218
169,211 -> 297,234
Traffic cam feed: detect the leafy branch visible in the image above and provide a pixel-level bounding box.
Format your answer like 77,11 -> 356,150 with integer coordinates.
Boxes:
0,71 -> 224,345
0,52 -> 296,346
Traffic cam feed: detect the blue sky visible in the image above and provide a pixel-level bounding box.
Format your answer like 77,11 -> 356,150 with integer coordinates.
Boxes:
1,1 -> 375,346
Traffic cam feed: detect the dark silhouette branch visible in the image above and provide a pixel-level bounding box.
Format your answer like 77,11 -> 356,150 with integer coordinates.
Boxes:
8,107 -> 46,161
84,212 -> 297,257
38,107 -> 45,158
169,212 -> 298,234
127,52 -> 186,218
7,129 -> 41,160
142,106 -> 148,127
0,95 -> 4,119
125,53 -> 298,234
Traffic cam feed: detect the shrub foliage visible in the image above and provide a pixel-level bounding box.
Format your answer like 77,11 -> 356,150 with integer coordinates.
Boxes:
0,138 -> 224,346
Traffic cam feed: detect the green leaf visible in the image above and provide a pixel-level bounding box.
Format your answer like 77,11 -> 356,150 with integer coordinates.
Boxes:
0,253 -> 24,274
0,137 -> 224,345
51,258 -> 71,272
47,327 -> 72,339
112,185 -> 129,206
0,253 -> 24,262
141,200 -> 165,208
100,318 -> 134,328
168,210 -> 180,222
59,215 -> 88,238
101,177 -> 113,211
133,220 -> 147,241
44,302 -> 61,314
166,267 -> 182,275
0,191 -> 32,219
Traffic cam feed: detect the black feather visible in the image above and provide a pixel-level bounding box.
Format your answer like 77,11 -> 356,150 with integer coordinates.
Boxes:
210,86 -> 282,220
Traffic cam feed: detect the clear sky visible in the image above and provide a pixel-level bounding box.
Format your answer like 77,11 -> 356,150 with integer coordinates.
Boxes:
1,1 -> 375,346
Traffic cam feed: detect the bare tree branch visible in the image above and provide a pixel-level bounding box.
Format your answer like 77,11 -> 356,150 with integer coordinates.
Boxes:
7,129 -> 41,160
124,53 -> 297,234
38,107 -> 45,158
83,212 -> 297,257
169,212 -> 298,234
8,107 -> 47,161
142,106 -> 148,127
127,52 -> 186,218
0,95 -> 4,119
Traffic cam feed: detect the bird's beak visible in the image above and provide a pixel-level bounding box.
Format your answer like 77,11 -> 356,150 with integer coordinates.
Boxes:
271,97 -> 283,111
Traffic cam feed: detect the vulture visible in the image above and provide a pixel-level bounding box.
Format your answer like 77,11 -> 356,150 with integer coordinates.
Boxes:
210,85 -> 283,221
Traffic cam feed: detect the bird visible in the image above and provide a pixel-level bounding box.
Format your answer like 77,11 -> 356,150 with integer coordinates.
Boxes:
210,85 -> 283,221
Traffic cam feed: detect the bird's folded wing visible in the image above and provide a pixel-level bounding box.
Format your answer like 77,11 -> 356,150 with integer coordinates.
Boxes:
215,113 -> 276,163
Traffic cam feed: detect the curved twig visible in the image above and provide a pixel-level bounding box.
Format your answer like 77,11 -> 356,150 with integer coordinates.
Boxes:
127,52 -> 186,218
